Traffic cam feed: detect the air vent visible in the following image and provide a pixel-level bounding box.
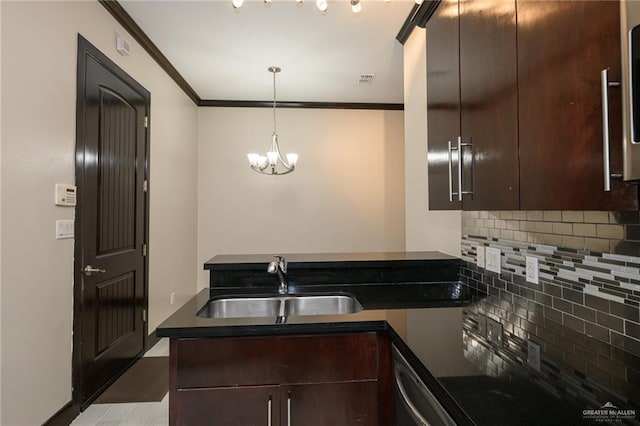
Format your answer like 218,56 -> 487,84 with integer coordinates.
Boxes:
358,73 -> 375,84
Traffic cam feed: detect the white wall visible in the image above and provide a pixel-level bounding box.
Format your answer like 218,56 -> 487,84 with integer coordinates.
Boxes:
403,27 -> 461,255
197,107 -> 406,288
0,1 -> 198,424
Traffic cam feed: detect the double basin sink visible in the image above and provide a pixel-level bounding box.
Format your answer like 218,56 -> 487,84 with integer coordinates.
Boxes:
198,293 -> 363,319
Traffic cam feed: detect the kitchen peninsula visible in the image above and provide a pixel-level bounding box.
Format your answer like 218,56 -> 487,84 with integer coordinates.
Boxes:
157,252 -> 587,425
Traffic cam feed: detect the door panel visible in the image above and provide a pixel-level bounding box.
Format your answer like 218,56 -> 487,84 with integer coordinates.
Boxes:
427,0 -> 462,210
284,381 -> 379,426
75,35 -> 150,409
172,386 -> 280,426
459,0 -> 519,210
518,0 -> 638,210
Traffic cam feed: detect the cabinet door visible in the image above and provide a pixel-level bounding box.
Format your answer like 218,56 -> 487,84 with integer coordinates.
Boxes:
171,385 -> 279,426
518,0 -> 638,210
283,381 -> 379,426
459,0 -> 519,210
427,0 -> 462,210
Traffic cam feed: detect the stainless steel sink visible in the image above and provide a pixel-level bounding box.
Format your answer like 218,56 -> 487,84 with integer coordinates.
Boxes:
197,294 -> 363,319
285,295 -> 363,316
197,296 -> 281,319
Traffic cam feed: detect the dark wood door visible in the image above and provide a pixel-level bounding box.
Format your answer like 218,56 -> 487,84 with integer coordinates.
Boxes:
283,381 -> 379,426
459,0 -> 519,210
518,1 -> 639,210
427,0 -> 462,210
74,35 -> 150,408
172,386 -> 280,426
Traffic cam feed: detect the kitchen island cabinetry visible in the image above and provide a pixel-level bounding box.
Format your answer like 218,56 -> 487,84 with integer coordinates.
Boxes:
169,333 -> 392,426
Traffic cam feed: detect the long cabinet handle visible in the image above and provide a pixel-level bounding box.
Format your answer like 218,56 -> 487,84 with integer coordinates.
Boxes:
267,395 -> 272,426
601,68 -> 622,191
287,392 -> 291,426
447,140 -> 454,202
457,137 -> 463,201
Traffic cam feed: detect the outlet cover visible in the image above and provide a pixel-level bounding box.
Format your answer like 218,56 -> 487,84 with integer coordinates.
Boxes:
477,245 -> 486,268
478,316 -> 487,337
485,247 -> 501,274
526,256 -> 539,284
487,318 -> 503,346
527,340 -> 541,372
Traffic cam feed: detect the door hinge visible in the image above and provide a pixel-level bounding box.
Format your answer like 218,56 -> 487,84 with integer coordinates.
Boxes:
143,180 -> 148,192
143,116 -> 149,128
142,244 -> 148,257
142,308 -> 147,323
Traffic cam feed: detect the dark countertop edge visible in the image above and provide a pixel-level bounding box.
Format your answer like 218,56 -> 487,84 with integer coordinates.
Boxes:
204,252 -> 460,270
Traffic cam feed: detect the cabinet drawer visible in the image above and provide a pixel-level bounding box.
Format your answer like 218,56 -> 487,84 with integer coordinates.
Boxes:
175,333 -> 380,389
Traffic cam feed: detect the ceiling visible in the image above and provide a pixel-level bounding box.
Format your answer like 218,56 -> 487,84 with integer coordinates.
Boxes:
119,0 -> 415,104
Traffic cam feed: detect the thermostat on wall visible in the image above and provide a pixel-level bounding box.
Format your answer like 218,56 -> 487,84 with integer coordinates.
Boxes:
55,183 -> 77,206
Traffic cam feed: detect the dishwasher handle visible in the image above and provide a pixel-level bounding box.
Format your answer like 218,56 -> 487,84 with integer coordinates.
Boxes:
395,362 -> 431,426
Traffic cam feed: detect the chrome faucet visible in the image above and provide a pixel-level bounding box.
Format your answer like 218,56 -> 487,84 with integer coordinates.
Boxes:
267,255 -> 288,294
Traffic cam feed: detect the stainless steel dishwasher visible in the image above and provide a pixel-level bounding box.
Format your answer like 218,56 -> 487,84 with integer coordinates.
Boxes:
393,345 -> 457,426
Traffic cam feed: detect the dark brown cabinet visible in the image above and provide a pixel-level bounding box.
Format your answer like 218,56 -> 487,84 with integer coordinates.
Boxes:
517,0 -> 638,210
169,333 -> 392,425
427,0 -> 519,211
427,0 -> 462,210
427,0 -> 638,211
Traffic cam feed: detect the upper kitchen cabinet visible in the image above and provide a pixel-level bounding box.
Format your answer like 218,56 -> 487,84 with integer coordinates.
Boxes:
427,0 -> 519,211
427,0 -> 639,211
459,0 -> 519,210
518,0 -> 638,210
427,0 -> 462,210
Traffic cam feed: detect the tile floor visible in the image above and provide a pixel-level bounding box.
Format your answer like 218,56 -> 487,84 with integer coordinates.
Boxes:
71,339 -> 170,426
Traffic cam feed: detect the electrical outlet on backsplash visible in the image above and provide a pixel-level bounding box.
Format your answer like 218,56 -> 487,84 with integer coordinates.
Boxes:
459,210 -> 640,413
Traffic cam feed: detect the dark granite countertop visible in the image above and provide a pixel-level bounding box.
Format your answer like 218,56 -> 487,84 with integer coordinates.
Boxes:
204,251 -> 459,270
158,252 -> 588,425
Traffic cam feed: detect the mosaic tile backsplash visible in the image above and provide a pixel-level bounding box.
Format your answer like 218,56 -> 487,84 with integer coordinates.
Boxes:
461,211 -> 640,415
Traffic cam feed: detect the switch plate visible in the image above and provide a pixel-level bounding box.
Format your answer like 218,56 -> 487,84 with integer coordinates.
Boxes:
527,340 -> 541,372
170,291 -> 175,305
526,256 -> 539,284
476,245 -> 486,268
487,318 -> 503,346
485,247 -> 501,273
56,220 -> 74,239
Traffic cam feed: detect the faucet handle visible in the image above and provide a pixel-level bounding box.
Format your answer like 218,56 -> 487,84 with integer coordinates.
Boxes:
273,255 -> 287,273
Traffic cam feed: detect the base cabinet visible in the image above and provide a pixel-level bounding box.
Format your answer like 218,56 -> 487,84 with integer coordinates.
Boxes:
169,333 -> 392,426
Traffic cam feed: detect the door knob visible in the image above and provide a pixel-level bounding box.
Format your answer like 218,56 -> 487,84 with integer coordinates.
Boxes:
83,265 -> 106,276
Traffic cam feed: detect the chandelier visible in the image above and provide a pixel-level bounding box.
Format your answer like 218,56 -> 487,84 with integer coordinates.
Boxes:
232,0 -> 422,14
247,66 -> 299,176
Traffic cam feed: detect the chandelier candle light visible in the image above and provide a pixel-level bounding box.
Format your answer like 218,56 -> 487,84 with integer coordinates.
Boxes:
247,66 -> 299,175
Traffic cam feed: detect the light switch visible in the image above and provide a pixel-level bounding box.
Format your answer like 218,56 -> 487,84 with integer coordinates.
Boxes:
56,220 -> 74,239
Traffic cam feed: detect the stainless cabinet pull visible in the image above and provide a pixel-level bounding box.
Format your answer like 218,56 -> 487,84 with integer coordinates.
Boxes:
83,265 -> 106,276
267,395 -> 272,426
447,140 -> 454,202
462,138 -> 475,199
287,392 -> 291,426
601,68 -> 622,191
456,137 -> 463,201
